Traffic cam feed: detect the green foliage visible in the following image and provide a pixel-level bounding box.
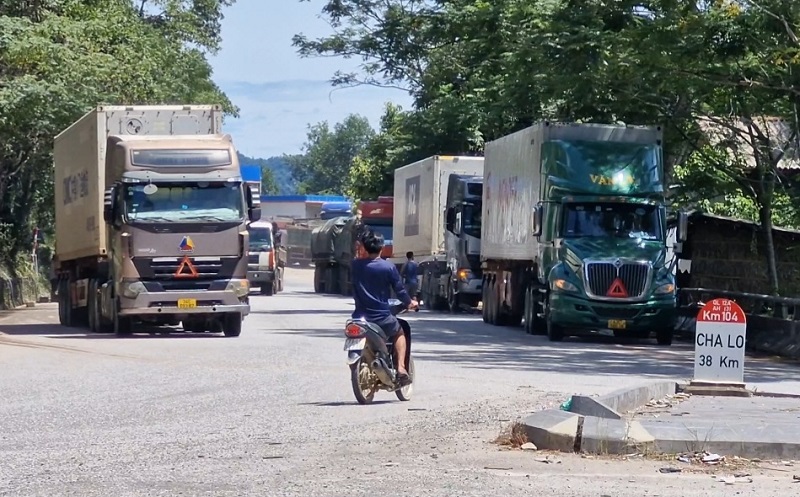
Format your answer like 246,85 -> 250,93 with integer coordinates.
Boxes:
288,114 -> 375,195
0,0 -> 236,269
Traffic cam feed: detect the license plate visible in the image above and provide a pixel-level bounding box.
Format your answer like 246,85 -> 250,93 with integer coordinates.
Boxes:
343,338 -> 366,351
608,319 -> 626,330
178,298 -> 197,309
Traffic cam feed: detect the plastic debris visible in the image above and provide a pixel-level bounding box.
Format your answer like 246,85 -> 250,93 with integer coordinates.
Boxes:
521,442 -> 538,451
559,398 -> 573,411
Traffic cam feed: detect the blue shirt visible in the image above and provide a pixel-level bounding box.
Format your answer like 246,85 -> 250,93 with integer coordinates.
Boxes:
402,260 -> 419,284
351,257 -> 412,321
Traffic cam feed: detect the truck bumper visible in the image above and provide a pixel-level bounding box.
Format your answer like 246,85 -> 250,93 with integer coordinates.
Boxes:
457,278 -> 482,295
247,268 -> 275,283
118,281 -> 250,317
549,292 -> 677,332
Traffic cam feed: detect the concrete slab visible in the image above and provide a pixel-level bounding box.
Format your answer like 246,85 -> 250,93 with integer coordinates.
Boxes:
521,383 -> 800,459
521,409 -> 581,453
569,380 -> 678,419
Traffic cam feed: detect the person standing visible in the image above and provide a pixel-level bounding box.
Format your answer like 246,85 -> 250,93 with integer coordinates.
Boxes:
400,251 -> 419,300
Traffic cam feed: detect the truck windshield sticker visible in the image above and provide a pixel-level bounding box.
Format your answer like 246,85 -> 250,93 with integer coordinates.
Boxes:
130,149 -> 232,167
404,176 -> 420,237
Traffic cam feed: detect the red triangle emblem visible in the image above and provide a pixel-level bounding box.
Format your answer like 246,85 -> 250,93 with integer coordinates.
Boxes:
174,256 -> 199,279
606,278 -> 628,298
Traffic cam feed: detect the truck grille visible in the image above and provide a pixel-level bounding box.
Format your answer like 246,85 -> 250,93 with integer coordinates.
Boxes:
133,256 -> 240,284
585,261 -> 650,299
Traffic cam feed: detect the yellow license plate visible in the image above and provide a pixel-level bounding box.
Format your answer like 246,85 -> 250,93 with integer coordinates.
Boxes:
177,298 -> 197,309
608,319 -> 626,330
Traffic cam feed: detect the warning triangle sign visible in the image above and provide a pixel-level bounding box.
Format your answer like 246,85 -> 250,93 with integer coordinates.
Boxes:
174,256 -> 199,279
606,278 -> 629,298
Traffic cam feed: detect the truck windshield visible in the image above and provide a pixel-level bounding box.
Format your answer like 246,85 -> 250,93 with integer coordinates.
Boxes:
562,202 -> 662,241
249,227 -> 272,250
124,182 -> 245,223
462,203 -> 481,238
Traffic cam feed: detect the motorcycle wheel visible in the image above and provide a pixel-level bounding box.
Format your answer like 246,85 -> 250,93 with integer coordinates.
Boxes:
395,357 -> 415,402
350,358 -> 376,405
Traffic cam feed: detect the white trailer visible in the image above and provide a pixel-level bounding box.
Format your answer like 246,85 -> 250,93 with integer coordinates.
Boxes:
391,155 -> 484,311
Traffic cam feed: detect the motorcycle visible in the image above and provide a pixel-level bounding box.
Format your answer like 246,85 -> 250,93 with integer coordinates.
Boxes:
343,299 -> 418,405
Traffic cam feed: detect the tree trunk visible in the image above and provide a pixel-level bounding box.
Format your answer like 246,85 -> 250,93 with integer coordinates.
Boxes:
758,200 -> 780,296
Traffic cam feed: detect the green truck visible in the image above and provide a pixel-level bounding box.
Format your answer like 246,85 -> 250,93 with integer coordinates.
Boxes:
480,122 -> 687,345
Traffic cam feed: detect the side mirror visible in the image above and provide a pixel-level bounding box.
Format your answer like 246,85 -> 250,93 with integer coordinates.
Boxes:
103,186 -> 116,225
676,211 -> 688,243
249,206 -> 262,223
532,204 -> 543,237
445,207 -> 455,233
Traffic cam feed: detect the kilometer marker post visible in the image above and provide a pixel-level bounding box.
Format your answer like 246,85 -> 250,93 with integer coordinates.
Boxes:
687,298 -> 751,397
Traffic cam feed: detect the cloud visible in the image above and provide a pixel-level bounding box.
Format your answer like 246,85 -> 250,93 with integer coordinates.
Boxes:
219,79 -> 413,159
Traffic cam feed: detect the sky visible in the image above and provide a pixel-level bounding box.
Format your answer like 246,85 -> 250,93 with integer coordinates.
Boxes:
208,0 -> 414,159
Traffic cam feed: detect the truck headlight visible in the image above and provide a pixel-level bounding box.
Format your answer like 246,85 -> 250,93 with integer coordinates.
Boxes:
552,279 -> 578,292
457,269 -> 473,282
121,281 -> 146,299
226,280 -> 250,297
654,283 -> 676,295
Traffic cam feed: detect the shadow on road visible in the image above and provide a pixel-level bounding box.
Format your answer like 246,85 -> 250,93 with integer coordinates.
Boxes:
0,323 -> 225,340
272,310 -> 800,386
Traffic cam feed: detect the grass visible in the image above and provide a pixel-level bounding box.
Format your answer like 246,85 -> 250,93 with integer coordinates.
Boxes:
494,421 -> 529,449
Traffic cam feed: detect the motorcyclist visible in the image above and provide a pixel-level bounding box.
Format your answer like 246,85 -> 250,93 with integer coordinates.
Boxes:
351,230 -> 419,385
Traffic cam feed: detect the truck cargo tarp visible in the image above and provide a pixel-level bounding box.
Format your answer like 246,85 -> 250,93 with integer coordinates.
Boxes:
334,217 -> 363,264
310,216 -> 350,261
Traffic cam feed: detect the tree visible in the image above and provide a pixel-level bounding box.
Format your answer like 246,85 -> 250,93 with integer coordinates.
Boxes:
288,114 -> 375,194
0,0 -> 236,268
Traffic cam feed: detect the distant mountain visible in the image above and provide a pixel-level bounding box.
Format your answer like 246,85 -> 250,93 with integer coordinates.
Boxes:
238,153 -> 298,195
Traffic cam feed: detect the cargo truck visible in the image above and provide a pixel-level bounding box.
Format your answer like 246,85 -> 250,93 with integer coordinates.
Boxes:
481,122 -> 686,345
390,156 -> 484,312
53,105 -> 260,337
246,220 -> 286,295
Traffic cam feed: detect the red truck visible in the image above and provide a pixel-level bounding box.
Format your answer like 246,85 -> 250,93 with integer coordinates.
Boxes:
355,196 -> 394,260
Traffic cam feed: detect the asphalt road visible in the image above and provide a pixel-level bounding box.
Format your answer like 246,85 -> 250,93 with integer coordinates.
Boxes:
0,267 -> 797,496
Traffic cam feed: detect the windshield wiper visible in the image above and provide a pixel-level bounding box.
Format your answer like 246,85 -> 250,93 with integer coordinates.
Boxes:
179,215 -> 235,222
129,216 -> 175,223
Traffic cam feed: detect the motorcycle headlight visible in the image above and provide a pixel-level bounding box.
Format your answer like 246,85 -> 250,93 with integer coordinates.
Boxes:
226,280 -> 250,297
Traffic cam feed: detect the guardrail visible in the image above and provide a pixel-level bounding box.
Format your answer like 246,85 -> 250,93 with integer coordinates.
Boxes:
678,287 -> 800,360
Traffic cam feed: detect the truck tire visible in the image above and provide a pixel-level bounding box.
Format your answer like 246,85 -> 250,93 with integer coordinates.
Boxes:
523,287 -> 534,334
325,267 -> 339,294
222,313 -> 243,337
487,279 -> 498,324
545,299 -> 564,342
481,282 -> 489,323
260,282 -> 274,296
277,268 -> 284,292
88,279 -> 99,333
339,266 -> 351,296
656,327 -> 674,346
113,303 -> 133,336
313,266 -> 323,293
58,278 -> 72,327
447,282 -> 460,313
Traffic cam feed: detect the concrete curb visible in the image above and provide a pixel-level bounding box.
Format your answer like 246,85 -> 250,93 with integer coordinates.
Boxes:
520,380 -> 800,458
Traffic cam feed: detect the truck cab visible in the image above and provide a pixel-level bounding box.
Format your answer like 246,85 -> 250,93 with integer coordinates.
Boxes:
101,134 -> 259,336
356,197 -> 394,259
443,175 -> 484,309
247,220 -> 286,295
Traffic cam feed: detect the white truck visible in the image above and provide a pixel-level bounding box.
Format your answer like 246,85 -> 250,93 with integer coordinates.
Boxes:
390,155 -> 484,311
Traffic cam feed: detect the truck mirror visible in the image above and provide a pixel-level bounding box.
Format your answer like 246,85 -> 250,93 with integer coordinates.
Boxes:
248,206 -> 262,223
103,186 -> 116,225
532,205 -> 543,237
676,211 -> 689,243
445,207 -> 455,232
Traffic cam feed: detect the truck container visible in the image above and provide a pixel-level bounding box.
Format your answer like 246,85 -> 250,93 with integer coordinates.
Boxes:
53,105 -> 260,337
481,122 -> 685,345
390,156 -> 484,311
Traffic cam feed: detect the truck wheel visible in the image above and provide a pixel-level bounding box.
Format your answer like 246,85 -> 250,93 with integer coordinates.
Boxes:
487,279 -> 498,325
88,279 -> 99,333
313,266 -> 322,293
656,328 -> 674,346
277,268 -> 284,292
481,281 -> 489,323
114,305 -> 133,336
545,300 -> 564,342
447,283 -> 460,313
260,282 -> 274,296
339,266 -> 351,296
222,313 -> 243,337
523,287 -> 534,334
59,278 -> 73,327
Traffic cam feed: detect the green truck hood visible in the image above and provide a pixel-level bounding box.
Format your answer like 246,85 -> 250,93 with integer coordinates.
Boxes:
561,237 -> 665,265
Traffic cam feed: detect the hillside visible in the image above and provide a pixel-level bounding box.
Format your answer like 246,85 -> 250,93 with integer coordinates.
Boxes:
237,153 -> 298,195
